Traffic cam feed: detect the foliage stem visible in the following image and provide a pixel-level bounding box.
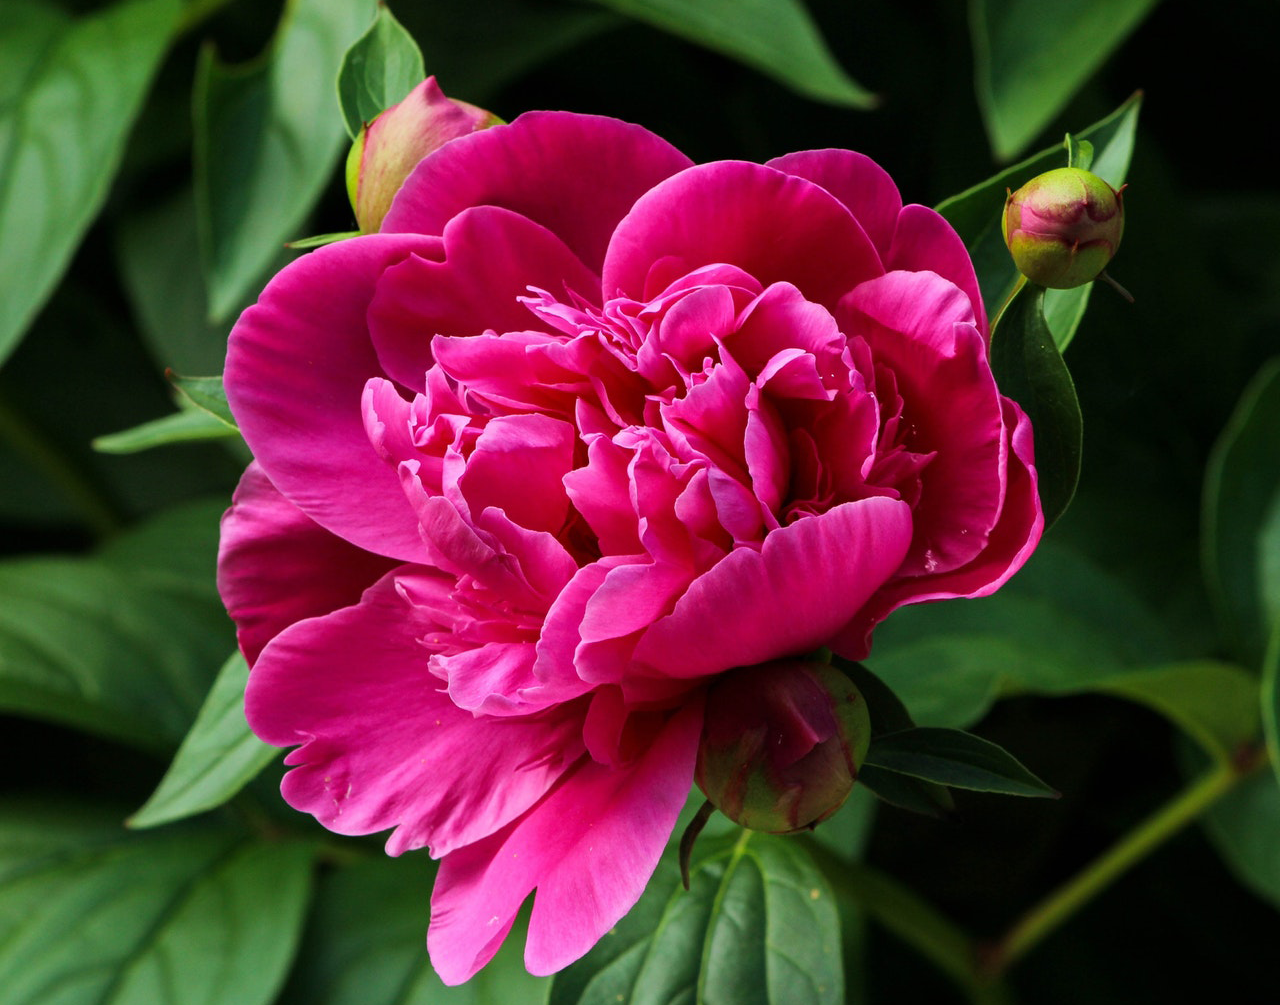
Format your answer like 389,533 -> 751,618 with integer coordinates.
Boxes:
981,745 -> 1269,976
0,393 -> 122,538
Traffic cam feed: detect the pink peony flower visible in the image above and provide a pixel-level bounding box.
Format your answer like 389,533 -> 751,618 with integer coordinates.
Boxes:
218,110 -> 1042,984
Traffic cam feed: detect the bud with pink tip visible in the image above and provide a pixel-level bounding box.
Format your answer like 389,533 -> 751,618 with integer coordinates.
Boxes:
1003,167 -> 1125,289
345,77 -> 500,233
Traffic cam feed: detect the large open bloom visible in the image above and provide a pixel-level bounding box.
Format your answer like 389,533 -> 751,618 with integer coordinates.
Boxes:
218,110 -> 1042,983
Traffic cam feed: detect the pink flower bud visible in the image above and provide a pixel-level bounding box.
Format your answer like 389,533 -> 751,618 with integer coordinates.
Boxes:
345,77 -> 500,233
1003,167 -> 1125,289
694,660 -> 872,834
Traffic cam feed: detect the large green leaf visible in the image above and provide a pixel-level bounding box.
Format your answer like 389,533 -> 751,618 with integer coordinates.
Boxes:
280,856 -> 547,1005
196,0 -> 376,321
583,0 -> 875,108
336,4 -> 425,138
551,830 -> 841,1005
130,653 -> 277,829
990,282 -> 1082,527
936,93 -> 1141,351
93,402 -> 241,455
970,0 -> 1159,160
0,0 -> 181,366
1203,357 -> 1280,668
0,802 -> 314,1005
0,499 -> 233,752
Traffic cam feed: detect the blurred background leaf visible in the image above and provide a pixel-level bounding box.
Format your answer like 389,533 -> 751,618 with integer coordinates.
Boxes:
0,0 -> 181,366
970,0 -> 1159,160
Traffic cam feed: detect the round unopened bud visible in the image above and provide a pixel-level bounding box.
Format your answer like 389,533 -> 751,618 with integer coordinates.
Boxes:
695,660 -> 871,834
346,77 -> 500,233
1003,167 -> 1125,289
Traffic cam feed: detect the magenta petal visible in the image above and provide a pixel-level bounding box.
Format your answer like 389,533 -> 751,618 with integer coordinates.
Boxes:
766,148 -> 902,260
833,399 -> 1043,657
427,699 -> 703,984
602,161 -> 883,308
226,233 -> 442,560
247,570 -> 585,859
842,270 -> 1004,573
886,204 -> 990,338
633,497 -> 913,678
217,463 -> 396,665
367,207 -> 601,389
383,111 -> 694,272
458,413 -> 576,535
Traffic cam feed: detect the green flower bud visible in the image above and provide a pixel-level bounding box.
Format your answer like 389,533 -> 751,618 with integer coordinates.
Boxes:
346,77 -> 500,234
1003,167 -> 1125,289
695,659 -> 871,834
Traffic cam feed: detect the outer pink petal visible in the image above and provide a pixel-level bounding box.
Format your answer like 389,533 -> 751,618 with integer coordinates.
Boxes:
602,161 -> 883,309
225,233 -> 441,561
427,699 -> 703,984
246,570 -> 585,858
766,148 -> 902,260
632,496 -> 914,679
367,206 -> 601,389
841,270 -> 1004,574
383,111 -> 694,273
217,462 -> 396,665
833,398 -> 1043,657
886,204 -> 989,338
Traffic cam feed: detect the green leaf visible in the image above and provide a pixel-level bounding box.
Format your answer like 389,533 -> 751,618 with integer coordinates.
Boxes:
834,659 -> 915,737
0,802 -> 313,1005
864,727 -> 1057,798
129,653 -> 277,829
1200,767 -> 1280,910
1265,624 -> 1280,784
93,404 -> 240,455
0,0 -> 181,365
582,0 -> 875,108
336,4 -> 425,138
169,372 -> 238,427
551,830 -> 841,1005
0,499 -> 233,752
990,282 -> 1082,527
970,0 -> 1159,160
196,0 -> 376,321
1089,661 -> 1260,766
1203,357 -> 1280,667
115,187 -> 232,375
936,92 -> 1141,351
280,856 -> 547,1005
286,230 -> 361,249
1064,133 -> 1092,172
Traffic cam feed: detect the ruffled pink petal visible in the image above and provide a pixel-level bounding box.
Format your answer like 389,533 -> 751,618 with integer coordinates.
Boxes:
383,111 -> 694,273
632,496 -> 913,679
246,570 -> 585,859
225,233 -> 442,561
217,463 -> 396,665
766,149 -> 903,260
457,413 -> 576,536
885,204 -> 989,338
602,161 -> 883,309
427,699 -> 703,984
840,270 -> 1004,573
367,207 -> 601,389
832,398 -> 1042,657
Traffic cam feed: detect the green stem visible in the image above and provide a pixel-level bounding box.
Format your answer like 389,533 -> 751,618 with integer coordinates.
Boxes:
982,745 -> 1268,976
0,394 -> 122,538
